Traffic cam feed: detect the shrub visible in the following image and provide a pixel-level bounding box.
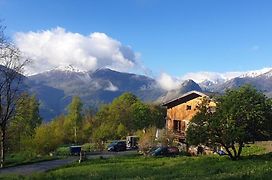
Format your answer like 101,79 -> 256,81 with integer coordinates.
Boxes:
138,127 -> 157,155
55,147 -> 70,156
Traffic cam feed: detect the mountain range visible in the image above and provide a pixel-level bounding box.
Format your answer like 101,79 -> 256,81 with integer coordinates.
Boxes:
27,67 -> 165,121
2,65 -> 272,121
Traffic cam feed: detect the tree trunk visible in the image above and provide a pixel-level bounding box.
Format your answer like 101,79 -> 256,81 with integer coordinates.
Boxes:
222,144 -> 235,160
74,126 -> 77,144
231,143 -> 237,159
237,143 -> 243,159
0,127 -> 6,168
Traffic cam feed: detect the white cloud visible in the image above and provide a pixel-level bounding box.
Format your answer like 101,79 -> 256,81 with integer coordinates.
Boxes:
14,27 -> 138,75
105,81 -> 119,91
182,67 -> 272,83
156,67 -> 272,91
181,71 -> 243,83
156,73 -> 180,91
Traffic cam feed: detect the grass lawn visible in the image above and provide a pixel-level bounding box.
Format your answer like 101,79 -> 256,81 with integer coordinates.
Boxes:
1,144 -> 272,179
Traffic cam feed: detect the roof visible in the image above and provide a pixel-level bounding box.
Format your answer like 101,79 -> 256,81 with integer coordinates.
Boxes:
162,91 -> 207,108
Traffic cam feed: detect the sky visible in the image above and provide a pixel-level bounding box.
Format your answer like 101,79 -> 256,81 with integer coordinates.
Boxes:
1,0 -> 272,90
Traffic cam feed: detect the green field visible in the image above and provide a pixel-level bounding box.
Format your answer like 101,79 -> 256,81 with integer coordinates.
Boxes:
1,144 -> 272,179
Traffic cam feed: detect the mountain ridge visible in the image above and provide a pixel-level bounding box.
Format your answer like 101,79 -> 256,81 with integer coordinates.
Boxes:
3,64 -> 272,121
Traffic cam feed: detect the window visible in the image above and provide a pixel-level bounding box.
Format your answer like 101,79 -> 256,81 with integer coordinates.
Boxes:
186,105 -> 192,110
173,120 -> 181,132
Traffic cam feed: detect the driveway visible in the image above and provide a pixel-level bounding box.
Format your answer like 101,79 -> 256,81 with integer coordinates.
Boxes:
0,150 -> 137,176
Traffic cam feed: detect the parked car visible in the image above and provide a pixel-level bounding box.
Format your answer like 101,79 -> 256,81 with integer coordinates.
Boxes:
107,140 -> 127,152
150,146 -> 179,157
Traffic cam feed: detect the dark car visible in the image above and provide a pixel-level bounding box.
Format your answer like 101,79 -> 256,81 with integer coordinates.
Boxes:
107,140 -> 126,152
150,146 -> 179,156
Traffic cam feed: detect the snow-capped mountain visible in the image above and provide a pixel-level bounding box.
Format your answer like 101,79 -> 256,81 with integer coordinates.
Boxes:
24,66 -> 272,121
239,68 -> 272,78
157,79 -> 203,103
53,64 -> 86,73
28,68 -> 165,120
260,69 -> 272,79
198,67 -> 272,91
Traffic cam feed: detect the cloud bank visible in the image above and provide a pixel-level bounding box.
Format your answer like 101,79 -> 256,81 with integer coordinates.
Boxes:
181,71 -> 243,83
156,67 -> 272,91
156,73 -> 181,91
14,27 -> 138,75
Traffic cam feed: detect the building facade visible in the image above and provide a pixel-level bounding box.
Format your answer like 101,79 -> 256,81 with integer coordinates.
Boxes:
162,91 -> 215,142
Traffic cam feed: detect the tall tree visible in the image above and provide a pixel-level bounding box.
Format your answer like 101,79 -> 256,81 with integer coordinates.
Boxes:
0,23 -> 28,167
187,85 -> 272,160
8,93 -> 42,152
131,101 -> 151,130
66,96 -> 83,144
93,92 -> 166,142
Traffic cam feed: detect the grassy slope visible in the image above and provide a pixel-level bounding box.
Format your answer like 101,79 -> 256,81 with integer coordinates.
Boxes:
4,153 -> 58,168
1,144 -> 272,180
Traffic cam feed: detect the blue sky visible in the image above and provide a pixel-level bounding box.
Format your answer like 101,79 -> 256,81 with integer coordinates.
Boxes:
1,0 -> 272,83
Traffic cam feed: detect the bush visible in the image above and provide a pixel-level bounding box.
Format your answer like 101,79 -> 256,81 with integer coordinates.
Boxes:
138,127 -> 157,155
55,147 -> 70,156
81,143 -> 99,152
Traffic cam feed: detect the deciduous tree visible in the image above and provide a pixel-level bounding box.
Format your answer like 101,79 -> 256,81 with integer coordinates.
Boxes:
187,85 -> 272,160
0,23 -> 28,167
65,96 -> 83,144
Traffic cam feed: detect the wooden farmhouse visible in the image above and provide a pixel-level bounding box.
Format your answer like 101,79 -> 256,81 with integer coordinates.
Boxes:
162,91 -> 216,142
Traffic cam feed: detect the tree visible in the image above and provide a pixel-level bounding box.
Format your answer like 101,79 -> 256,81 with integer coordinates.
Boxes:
33,123 -> 61,155
92,123 -> 116,142
148,104 -> 166,129
65,96 -> 83,144
8,93 -> 42,152
109,92 -> 138,129
92,93 -> 139,141
187,85 -> 272,160
80,108 -> 96,142
131,102 -> 151,130
93,92 -> 166,143
0,23 -> 28,167
117,123 -> 127,139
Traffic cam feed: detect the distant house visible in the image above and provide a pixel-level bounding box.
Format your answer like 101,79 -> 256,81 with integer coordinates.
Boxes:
162,91 -> 216,142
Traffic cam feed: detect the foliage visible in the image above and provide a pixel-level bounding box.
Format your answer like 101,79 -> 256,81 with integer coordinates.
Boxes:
157,130 -> 176,147
187,85 -> 272,160
138,127 -> 157,155
117,123 -> 127,139
131,102 -> 151,130
147,104 -> 166,129
55,147 -> 70,156
80,108 -> 96,143
0,22 -> 29,168
81,143 -> 100,152
33,123 -> 61,155
7,94 -> 42,152
92,93 -> 166,143
92,123 -> 116,142
65,96 -> 83,144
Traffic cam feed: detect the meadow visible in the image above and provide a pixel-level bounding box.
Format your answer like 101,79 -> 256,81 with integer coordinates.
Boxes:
1,143 -> 271,180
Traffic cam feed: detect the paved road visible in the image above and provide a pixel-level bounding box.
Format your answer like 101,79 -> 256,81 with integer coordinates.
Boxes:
0,150 -> 137,176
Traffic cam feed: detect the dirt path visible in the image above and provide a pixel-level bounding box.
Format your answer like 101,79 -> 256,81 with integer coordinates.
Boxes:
0,150 -> 137,176
0,157 -> 77,176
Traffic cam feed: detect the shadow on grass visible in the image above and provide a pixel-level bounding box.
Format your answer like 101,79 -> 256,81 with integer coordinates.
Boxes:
241,152 -> 272,161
